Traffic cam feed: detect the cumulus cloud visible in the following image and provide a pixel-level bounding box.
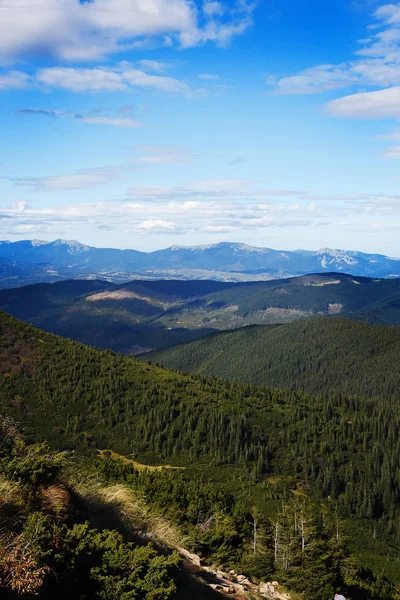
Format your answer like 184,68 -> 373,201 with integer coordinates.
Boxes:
0,0 -> 255,63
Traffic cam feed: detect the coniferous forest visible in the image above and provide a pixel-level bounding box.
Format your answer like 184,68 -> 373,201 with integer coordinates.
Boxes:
0,309 -> 400,599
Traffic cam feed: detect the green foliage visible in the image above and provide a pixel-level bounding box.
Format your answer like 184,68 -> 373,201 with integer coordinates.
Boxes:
1,441 -> 64,486
1,312 -> 400,595
0,420 -> 182,600
53,523 -> 181,600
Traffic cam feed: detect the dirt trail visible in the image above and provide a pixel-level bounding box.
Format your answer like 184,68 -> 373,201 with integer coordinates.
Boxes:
177,547 -> 291,600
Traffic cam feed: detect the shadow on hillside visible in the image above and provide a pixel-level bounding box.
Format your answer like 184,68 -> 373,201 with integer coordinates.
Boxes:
71,489 -> 230,599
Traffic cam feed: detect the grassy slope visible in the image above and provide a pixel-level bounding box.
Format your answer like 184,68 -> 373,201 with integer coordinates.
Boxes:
145,317 -> 400,399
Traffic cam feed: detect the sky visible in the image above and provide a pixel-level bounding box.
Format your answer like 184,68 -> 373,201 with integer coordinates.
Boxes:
2,0 -> 400,255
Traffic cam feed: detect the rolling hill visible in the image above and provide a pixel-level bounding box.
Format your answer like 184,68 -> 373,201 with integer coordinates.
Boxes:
0,279 -> 234,354
1,238 -> 400,288
2,273 -> 400,355
145,317 -> 400,399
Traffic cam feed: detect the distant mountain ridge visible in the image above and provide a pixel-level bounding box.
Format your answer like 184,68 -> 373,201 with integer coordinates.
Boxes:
0,238 -> 399,289
2,272 -> 400,356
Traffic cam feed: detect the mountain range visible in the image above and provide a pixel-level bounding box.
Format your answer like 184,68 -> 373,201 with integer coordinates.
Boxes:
1,238 -> 400,288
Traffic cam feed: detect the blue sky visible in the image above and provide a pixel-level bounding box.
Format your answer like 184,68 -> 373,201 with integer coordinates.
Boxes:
1,0 -> 400,254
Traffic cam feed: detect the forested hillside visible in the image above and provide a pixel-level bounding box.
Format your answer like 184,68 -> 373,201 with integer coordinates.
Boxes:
145,317 -> 400,399
3,274 -> 400,359
0,279 -> 233,354
0,310 -> 399,596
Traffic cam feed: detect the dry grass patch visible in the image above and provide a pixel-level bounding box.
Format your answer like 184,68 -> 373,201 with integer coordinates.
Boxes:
70,476 -> 186,549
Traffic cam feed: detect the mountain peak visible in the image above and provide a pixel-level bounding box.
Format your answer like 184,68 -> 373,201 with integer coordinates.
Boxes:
50,239 -> 90,252
169,242 -> 270,253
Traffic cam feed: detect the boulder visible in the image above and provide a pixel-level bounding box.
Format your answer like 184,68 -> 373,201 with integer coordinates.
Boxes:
260,582 -> 275,597
177,547 -> 201,567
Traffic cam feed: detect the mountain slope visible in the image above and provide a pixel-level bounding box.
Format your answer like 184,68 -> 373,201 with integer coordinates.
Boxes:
1,239 -> 400,288
151,272 -> 400,330
0,310 -> 399,516
145,317 -> 400,399
0,310 -> 399,590
2,273 -> 400,356
0,279 -> 234,354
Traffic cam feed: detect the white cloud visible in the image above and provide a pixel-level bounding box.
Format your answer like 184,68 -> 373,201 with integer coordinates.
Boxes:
13,165 -> 130,191
203,1 -> 225,17
137,219 -> 177,231
327,86 -> 400,117
1,62 -> 200,95
0,70 -> 31,90
122,67 -> 191,93
268,3 -> 400,95
37,67 -> 127,92
0,0 -> 254,63
137,59 -> 169,72
180,17 -> 251,48
30,65 -> 197,94
0,177 -> 330,239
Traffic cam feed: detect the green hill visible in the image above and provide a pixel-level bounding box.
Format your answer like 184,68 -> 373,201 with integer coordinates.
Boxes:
0,310 -> 400,594
145,317 -> 400,399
